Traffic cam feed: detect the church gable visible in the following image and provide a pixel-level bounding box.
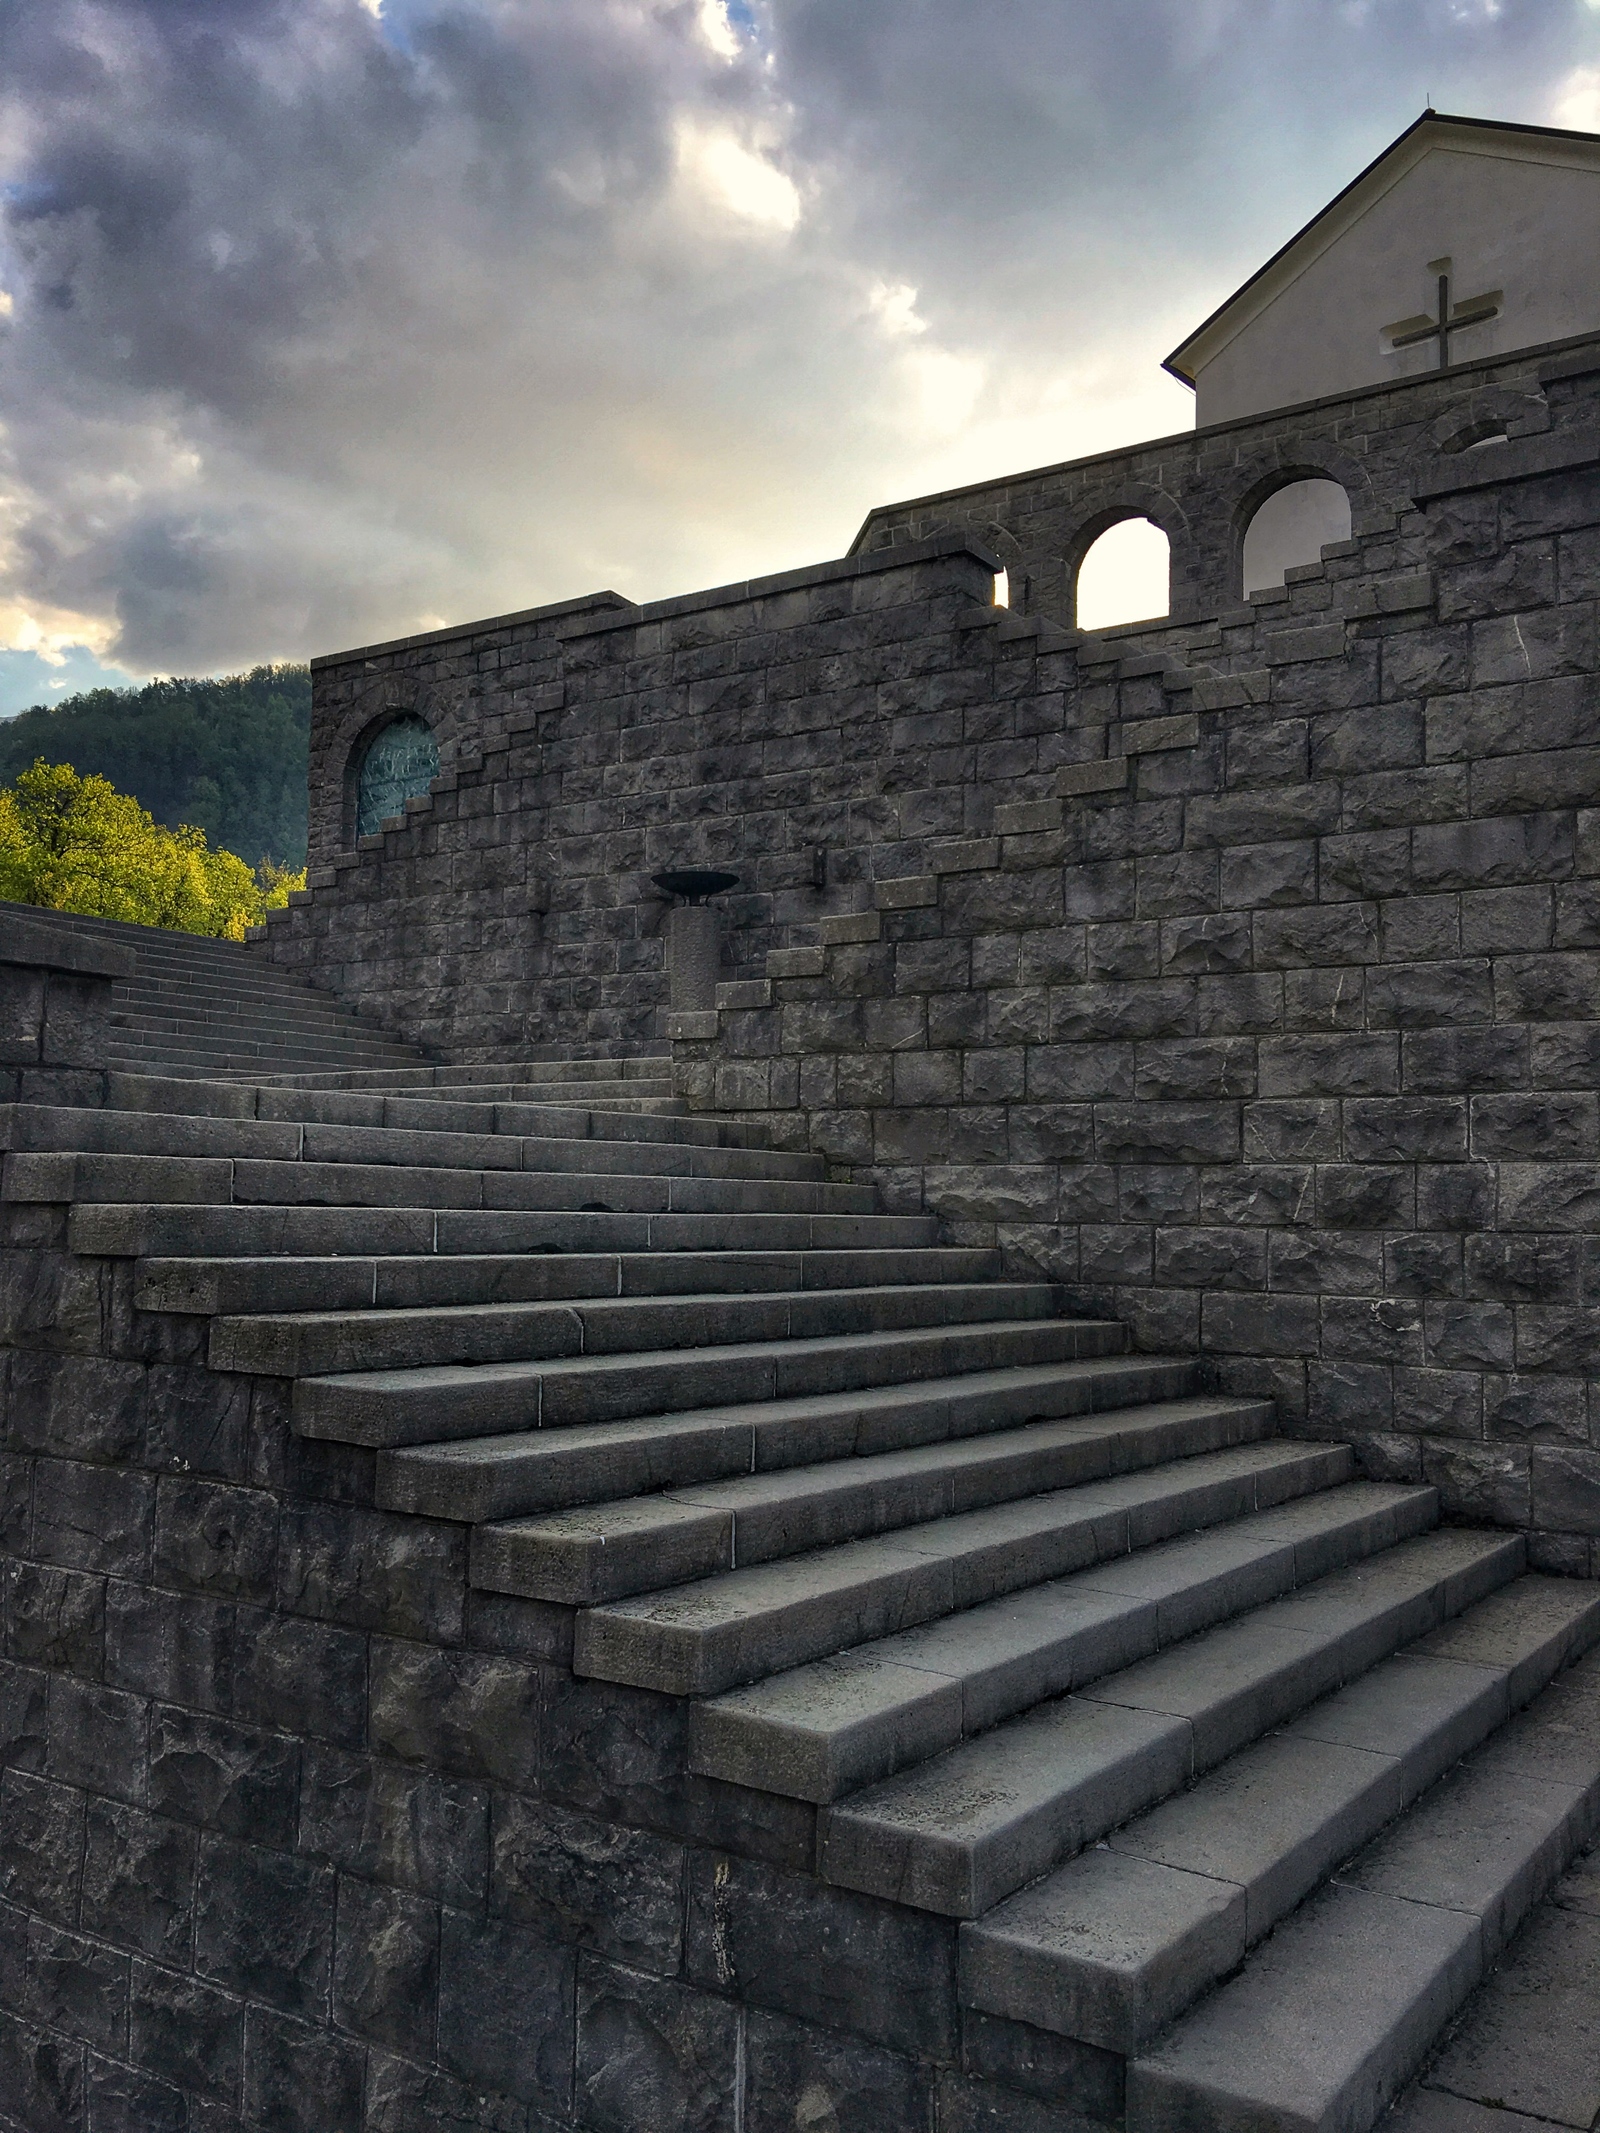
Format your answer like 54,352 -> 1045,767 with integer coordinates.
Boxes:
1168,112 -> 1600,426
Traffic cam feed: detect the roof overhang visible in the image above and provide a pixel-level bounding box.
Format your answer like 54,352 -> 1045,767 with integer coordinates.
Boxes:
1163,110 -> 1600,390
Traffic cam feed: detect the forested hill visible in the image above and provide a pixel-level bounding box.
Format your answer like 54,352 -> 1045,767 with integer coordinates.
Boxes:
0,665 -> 312,867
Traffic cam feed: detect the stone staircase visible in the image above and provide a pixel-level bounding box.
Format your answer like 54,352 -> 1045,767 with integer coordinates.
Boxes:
7,1026 -> 1599,2131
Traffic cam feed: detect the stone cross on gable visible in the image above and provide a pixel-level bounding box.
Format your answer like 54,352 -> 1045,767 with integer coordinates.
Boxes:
1383,255 -> 1502,369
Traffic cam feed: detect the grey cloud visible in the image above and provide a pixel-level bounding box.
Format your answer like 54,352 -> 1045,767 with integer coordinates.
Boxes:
0,0 -> 1594,672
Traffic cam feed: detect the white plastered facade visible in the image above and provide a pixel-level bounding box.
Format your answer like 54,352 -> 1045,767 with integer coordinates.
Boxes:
1174,120 -> 1600,426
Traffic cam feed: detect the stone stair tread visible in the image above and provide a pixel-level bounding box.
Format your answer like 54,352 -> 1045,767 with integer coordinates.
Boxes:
0,1106 -> 823,1181
472,1395 -> 1278,1605
207,1279 -> 1064,1377
294,1316 -> 1126,1447
572,1440 -> 1358,1699
1123,1644 -> 1600,2133
812,1529 -> 1524,1920
70,1202 -> 940,1262
1,1148 -> 874,1216
691,1478 -> 1428,1806
377,1356 -> 1201,1524
959,1577 -> 1600,2055
135,1246 -> 1005,1317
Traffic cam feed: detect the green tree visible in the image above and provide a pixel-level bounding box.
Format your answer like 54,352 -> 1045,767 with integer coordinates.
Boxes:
0,665 -> 312,866
0,761 -> 305,939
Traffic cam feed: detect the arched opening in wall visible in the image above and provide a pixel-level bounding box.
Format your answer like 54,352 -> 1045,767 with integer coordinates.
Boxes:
1074,519 -> 1170,633
353,714 -> 439,841
1241,479 -> 1352,596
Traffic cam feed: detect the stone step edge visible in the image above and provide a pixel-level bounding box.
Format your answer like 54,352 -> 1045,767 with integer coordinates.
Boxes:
1123,1637 -> 1600,2133
572,1441 -> 1357,1701
378,1356 -> 1200,1527
69,1203 -> 943,1266
294,1318 -> 1129,1449
808,1529 -> 1524,1920
958,1574 -> 1600,2058
471,1397 -> 1281,1605
690,1475 -> 1423,1808
207,1281 -> 1065,1378
133,1247 -> 1006,1319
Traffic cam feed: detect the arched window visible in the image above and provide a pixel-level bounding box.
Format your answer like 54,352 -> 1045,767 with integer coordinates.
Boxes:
1074,519 -> 1170,633
355,715 -> 439,840
1241,479 -> 1351,596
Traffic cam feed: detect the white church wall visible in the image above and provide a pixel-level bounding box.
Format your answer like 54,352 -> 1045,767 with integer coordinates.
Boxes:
1193,140 -> 1600,424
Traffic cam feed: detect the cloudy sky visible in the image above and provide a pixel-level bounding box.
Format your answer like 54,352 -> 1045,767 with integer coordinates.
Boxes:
1,0 -> 1598,711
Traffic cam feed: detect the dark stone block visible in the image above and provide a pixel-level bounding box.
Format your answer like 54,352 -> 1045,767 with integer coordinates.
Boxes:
0,1771 -> 83,1926
435,1907 -> 574,2109
935,2068 -> 1115,2133
5,1355 -> 145,1465
153,1480 -> 277,1600
297,1746 -> 488,1909
492,1794 -> 684,1974
1421,1442 -> 1531,1527
82,2056 -> 195,2133
242,2008 -> 364,2133
745,2007 -> 931,2133
31,1461 -> 153,1580
5,1563 -> 104,1676
363,2048 -> 552,2133
22,1920 -> 127,2054
0,2011 -> 84,2133
143,1366 -> 252,1483
105,1584 -> 233,1712
367,1641 -> 538,1787
194,1836 -> 334,2019
1315,1165 -> 1412,1229
1483,1374 -> 1589,1447
82,1800 -> 197,1965
332,1876 -> 438,2049
148,1708 -> 299,1849
129,1956 -> 243,2106
539,1669 -> 814,1871
574,1957 -> 738,2133
685,1852 -> 957,2060
1531,1446 -> 1600,1537
231,1610 -> 366,1751
0,1662 -> 48,1775
276,1504 -> 465,1641
960,2005 -> 1123,2120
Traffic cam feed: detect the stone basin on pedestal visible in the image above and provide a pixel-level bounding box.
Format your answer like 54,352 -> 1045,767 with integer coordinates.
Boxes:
652,870 -> 741,1011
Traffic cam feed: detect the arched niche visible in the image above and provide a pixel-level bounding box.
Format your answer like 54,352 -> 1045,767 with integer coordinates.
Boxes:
1240,479 -> 1352,596
1074,517 -> 1171,633
352,714 -> 440,841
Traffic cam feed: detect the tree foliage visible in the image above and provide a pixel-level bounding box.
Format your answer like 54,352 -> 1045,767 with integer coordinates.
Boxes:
0,665 -> 311,867
0,762 -> 305,940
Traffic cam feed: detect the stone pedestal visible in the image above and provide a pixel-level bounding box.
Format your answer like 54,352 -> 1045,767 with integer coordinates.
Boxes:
665,903 -> 721,1011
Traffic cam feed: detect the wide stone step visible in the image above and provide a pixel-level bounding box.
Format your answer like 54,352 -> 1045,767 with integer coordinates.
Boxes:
475,1396 -> 1279,1606
109,1014 -> 423,1058
112,992 -> 391,1037
70,1202 -> 940,1261
1124,1640 -> 1600,2133
813,1529 -> 1523,1920
379,1354 -> 1196,1525
208,1279 -> 1063,1377
108,1035 -> 427,1072
573,1441 -> 1359,1700
3,1150 -> 876,1217
691,1476 -> 1425,1807
0,1105 -> 822,1184
294,1316 -> 1127,1450
135,1246 -> 1003,1318
100,1072 -> 735,1149
962,1576 -> 1600,2057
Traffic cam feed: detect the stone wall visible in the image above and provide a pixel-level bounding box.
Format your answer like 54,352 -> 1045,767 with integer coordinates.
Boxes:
258,329 -> 1600,1555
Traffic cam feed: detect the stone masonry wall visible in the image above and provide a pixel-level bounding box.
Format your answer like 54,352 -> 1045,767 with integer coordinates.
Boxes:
0,1209 -> 1108,2133
257,331 -> 1600,1557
